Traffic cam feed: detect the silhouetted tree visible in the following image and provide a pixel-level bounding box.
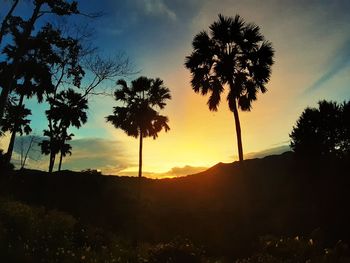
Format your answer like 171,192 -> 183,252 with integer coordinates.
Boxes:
41,89 -> 88,173
0,0 -> 79,123
0,35 -> 52,163
37,22 -> 132,173
106,76 -> 171,178
290,100 -> 350,160
1,102 -> 32,163
185,14 -> 274,162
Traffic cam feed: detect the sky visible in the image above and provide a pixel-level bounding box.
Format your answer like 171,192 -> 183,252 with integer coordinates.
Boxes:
0,0 -> 349,177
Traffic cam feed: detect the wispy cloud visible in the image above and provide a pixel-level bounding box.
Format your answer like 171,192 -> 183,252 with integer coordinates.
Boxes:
245,145 -> 291,160
139,0 -> 176,20
306,38 -> 350,93
11,136 -> 131,173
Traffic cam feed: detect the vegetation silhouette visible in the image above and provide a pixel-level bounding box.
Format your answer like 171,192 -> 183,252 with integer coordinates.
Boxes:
106,76 -> 171,179
0,1 -> 132,170
40,89 -> 88,173
185,14 -> 274,162
290,100 -> 350,160
0,0 -> 79,123
1,102 -> 32,163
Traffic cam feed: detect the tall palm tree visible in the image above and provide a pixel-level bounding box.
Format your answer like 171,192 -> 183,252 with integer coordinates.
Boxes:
106,76 -> 171,178
185,14 -> 274,162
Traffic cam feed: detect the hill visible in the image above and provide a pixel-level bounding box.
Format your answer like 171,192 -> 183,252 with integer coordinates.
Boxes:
0,151 -> 349,258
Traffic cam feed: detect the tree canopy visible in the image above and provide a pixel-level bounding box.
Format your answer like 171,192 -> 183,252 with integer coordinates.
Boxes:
290,100 -> 350,159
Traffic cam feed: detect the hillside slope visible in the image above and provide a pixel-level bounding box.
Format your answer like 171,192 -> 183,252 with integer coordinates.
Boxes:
1,152 -> 349,258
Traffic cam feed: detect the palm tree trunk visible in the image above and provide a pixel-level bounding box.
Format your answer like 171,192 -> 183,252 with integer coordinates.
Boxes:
0,2 -> 42,122
48,152 -> 56,173
135,130 -> 143,249
6,131 -> 16,164
232,99 -> 244,162
138,132 -> 143,178
58,150 -> 63,171
5,93 -> 25,164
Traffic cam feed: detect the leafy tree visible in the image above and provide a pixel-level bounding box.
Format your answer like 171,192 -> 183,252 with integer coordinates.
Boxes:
290,100 -> 350,160
1,101 -> 32,162
0,0 -> 79,123
106,76 -> 171,178
0,25 -> 55,163
41,88 -> 88,173
37,23 -> 131,173
185,14 -> 274,162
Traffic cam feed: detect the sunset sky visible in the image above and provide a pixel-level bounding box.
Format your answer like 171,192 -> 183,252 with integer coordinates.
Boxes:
1,0 -> 349,177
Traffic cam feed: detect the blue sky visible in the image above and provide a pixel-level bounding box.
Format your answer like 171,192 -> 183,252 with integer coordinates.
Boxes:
1,0 -> 349,177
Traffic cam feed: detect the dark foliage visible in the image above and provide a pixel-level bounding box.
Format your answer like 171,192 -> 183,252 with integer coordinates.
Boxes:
0,0 -> 81,122
1,103 -> 32,136
1,152 -> 349,260
290,100 -> 350,160
148,239 -> 205,263
236,234 -> 350,263
106,77 -> 171,139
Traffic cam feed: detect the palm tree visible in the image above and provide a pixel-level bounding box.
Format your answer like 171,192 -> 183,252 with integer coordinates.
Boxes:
185,14 -> 274,162
1,101 -> 32,163
43,88 -> 88,173
106,76 -> 171,178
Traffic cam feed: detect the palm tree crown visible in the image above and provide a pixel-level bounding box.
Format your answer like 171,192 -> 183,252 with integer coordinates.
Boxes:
106,76 -> 171,139
185,14 -> 274,162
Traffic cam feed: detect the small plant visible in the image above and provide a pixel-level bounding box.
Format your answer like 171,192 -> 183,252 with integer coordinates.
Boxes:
147,239 -> 205,263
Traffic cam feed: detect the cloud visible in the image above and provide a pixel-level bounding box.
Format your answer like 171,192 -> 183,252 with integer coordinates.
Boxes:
59,138 -> 131,173
8,136 -> 290,178
10,136 -> 131,174
306,38 -> 350,93
139,0 -> 176,20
